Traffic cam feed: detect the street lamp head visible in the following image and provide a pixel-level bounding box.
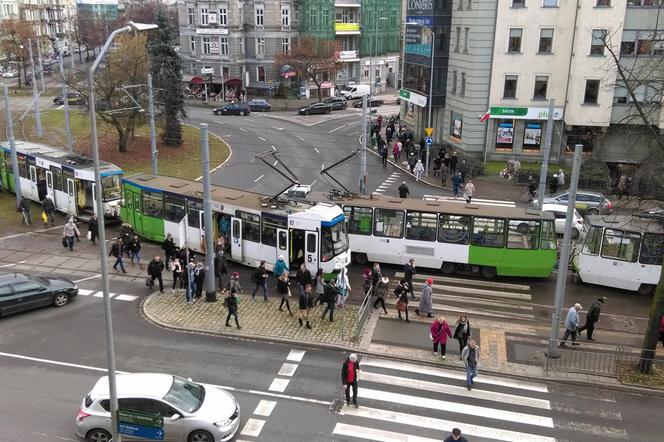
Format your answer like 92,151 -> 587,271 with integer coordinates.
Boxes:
127,22 -> 159,32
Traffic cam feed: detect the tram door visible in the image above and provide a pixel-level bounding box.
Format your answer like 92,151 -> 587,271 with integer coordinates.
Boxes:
45,170 -> 55,203
230,217 -> 243,261
65,178 -> 77,215
28,165 -> 38,200
304,231 -> 319,274
277,228 -> 288,264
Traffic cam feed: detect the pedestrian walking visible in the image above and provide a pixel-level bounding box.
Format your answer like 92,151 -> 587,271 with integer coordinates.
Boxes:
394,279 -> 410,322
194,263 -> 206,299
162,233 -> 176,270
121,223 -> 134,258
443,152 -> 451,172
362,267 -> 373,294
321,279 -> 338,322
313,268 -> 325,305
370,263 -> 382,291
110,238 -> 126,273
372,275 -> 389,315
404,258 -> 416,300
463,179 -> 475,204
147,256 -> 165,293
430,316 -> 452,358
214,253 -> 227,290
171,256 -> 183,290
185,259 -> 196,304
69,216 -> 81,242
274,254 -> 289,278
462,340 -> 480,390
578,297 -> 606,341
549,174 -> 558,194
251,260 -> 269,301
42,196 -> 55,226
444,428 -> 468,442
415,278 -> 434,318
414,159 -> 425,181
392,141 -> 400,163
440,165 -> 448,187
559,303 -> 583,347
452,172 -> 463,197
62,218 -> 80,251
298,283 -> 313,329
88,215 -> 99,244
214,236 -> 226,257
223,289 -> 241,329
433,156 -> 442,178
398,181 -> 410,198
557,169 -> 566,192
228,271 -> 242,293
19,196 -> 32,225
408,152 -> 417,173
453,315 -> 471,360
459,159 -> 469,183
336,265 -> 351,308
296,263 -> 312,296
341,353 -> 360,407
127,234 -> 143,268
277,271 -> 293,315
449,151 -> 458,174
380,142 -> 388,170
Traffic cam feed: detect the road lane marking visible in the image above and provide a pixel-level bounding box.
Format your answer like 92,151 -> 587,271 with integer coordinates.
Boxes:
271,145 -> 277,151
296,135 -> 305,141
273,127 -> 284,131
240,418 -> 265,437
333,423 -> 438,442
74,275 -> 101,283
0,351 -> 130,374
313,147 -> 320,153
309,180 -> 317,187
329,124 -> 347,133
554,421 -> 628,439
77,289 -> 94,296
273,160 -> 279,166
278,363 -> 298,377
287,349 -> 306,361
268,378 -> 290,392
254,175 -> 265,183
238,127 -> 248,132
253,400 -> 277,416
258,136 -> 266,141
0,263 -> 16,268
115,294 -> 139,302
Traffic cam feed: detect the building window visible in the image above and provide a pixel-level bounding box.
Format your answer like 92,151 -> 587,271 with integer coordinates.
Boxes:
503,75 -> 518,99
460,72 -> 466,96
281,6 -> 290,26
202,37 -> 211,54
451,70 -> 458,94
542,0 -> 558,6
621,30 -> 664,55
538,28 -> 554,53
450,112 -> 463,140
282,37 -> 290,53
621,31 -> 637,54
508,28 -> 522,53
627,0 -> 660,6
455,27 -> 461,52
255,4 -> 264,26
309,9 -> 318,27
596,0 -> 611,6
496,120 -> 515,150
590,29 -> 607,55
256,37 -> 265,56
189,36 -> 195,53
240,38 -> 245,54
512,0 -> 526,6
200,7 -> 209,25
533,75 -> 548,100
464,28 -> 470,53
523,121 -> 543,150
219,6 -> 227,25
364,67 -> 369,78
257,66 -> 266,82
468,0 -> 473,9
584,79 -> 600,104
220,37 -> 228,56
188,8 -> 195,25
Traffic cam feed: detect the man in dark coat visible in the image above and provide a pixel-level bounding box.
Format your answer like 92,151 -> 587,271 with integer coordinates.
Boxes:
42,196 -> 55,226
578,297 -> 606,341
224,289 -> 241,329
147,256 -> 165,293
341,353 -> 361,407
321,280 -> 339,322
161,233 -> 176,271
398,181 -> 410,199
404,258 -> 416,300
88,215 -> 99,244
19,196 -> 31,225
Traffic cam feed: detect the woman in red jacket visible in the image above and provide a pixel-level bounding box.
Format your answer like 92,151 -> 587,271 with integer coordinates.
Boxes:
430,317 -> 452,359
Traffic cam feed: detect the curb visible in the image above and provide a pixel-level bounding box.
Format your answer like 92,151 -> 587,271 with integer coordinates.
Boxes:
182,122 -> 233,181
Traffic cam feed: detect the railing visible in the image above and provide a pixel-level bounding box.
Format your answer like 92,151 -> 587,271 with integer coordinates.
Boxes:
354,285 -> 373,338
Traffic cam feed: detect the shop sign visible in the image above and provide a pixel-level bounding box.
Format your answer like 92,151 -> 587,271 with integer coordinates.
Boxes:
399,89 -> 427,107
196,28 -> 229,35
489,106 -> 563,120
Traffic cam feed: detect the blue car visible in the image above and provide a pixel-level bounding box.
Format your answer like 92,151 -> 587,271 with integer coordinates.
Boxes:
247,99 -> 271,112
213,103 -> 251,116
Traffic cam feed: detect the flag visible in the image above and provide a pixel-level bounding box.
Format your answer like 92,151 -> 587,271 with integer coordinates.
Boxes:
479,110 -> 490,123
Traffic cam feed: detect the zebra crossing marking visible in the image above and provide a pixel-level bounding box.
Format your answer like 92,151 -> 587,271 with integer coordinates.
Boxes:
394,272 -> 530,291
114,294 -> 138,302
253,400 -> 277,417
286,349 -> 305,362
239,418 -> 265,437
333,422 -> 438,442
278,362 -> 298,377
77,289 -> 138,302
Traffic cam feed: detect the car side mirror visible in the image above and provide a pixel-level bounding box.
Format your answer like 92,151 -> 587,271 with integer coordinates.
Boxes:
170,413 -> 181,421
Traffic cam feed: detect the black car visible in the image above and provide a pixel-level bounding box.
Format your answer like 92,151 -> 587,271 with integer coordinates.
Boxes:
0,272 -> 78,316
247,99 -> 271,112
213,103 -> 251,116
53,92 -> 85,106
324,97 -> 348,111
352,98 -> 384,108
298,102 -> 332,115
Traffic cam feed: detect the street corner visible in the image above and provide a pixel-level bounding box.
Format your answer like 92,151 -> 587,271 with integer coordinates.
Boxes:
142,290 -> 362,348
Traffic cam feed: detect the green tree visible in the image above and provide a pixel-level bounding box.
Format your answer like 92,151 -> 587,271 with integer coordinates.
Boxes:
148,6 -> 186,146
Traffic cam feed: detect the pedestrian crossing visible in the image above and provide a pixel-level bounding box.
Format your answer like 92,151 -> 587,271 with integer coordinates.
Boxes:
331,357 -> 628,442
76,288 -> 139,302
373,172 -> 402,196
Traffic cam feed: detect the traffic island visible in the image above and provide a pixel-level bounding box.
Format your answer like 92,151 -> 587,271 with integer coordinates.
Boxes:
143,290 -> 361,348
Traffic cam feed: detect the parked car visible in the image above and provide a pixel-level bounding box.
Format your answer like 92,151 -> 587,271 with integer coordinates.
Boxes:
1,70 -> 17,78
541,203 -> 587,240
538,190 -> 613,216
213,103 -> 251,116
53,92 -> 85,105
75,373 -> 240,442
352,98 -> 384,108
298,102 -> 332,115
247,99 -> 271,112
324,97 -> 347,110
0,272 -> 78,317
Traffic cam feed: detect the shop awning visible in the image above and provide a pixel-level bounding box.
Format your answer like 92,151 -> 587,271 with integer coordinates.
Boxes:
190,76 -> 204,84
225,78 -> 242,86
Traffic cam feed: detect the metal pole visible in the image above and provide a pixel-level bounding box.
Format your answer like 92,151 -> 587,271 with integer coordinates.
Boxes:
87,25 -> 131,442
200,123 -> 216,301
537,98 -> 555,210
28,39 -> 42,138
360,94 -> 368,195
425,27 -> 434,177
400,21 -> 407,91
36,41 -> 45,93
4,85 -> 22,207
147,73 -> 158,174
58,49 -> 73,153
546,144 -> 583,359
220,36 -> 226,102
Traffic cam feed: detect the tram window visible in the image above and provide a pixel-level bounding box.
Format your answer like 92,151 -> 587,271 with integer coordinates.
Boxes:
540,220 -> 556,249
262,214 -> 287,247
374,208 -> 404,238
472,217 -> 505,248
164,195 -> 186,222
187,200 -> 203,228
51,167 -> 62,191
278,231 -> 287,250
236,210 -> 260,243
582,226 -> 602,255
17,156 -> 26,178
438,214 -> 470,244
344,206 -> 373,235
639,233 -> 664,265
601,229 -> 640,262
142,190 -> 163,218
124,189 -> 133,211
307,233 -> 316,253
232,220 -> 240,239
406,211 -> 437,242
507,220 -> 540,249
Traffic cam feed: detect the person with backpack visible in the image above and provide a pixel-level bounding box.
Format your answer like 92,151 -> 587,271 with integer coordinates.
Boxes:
147,256 -> 165,293
110,238 -> 126,273
274,255 -> 289,278
224,288 -> 241,329
252,260 -> 269,301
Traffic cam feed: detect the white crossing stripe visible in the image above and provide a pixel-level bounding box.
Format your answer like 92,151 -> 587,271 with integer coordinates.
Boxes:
287,349 -> 305,362
408,280 -> 532,301
278,362 -> 298,377
333,422 -> 438,442
77,289 -> 94,296
240,418 -> 265,437
115,294 -> 139,302
268,377 -> 290,392
359,387 -> 554,428
361,357 -> 548,393
555,420 -> 628,440
253,399 -> 277,417
394,272 -> 530,291
361,371 -> 550,410
340,406 -> 556,442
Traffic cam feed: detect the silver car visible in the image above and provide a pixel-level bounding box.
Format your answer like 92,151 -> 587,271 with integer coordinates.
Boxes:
75,373 -> 240,442
538,190 -> 613,216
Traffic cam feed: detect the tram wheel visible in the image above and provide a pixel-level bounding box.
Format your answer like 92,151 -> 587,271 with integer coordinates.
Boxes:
481,266 -> 497,279
441,262 -> 455,274
637,284 -> 655,295
353,252 -> 368,265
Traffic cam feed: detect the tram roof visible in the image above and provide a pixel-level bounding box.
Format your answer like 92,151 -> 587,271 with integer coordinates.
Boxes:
1,140 -> 122,174
319,192 -> 553,221
587,214 -> 664,234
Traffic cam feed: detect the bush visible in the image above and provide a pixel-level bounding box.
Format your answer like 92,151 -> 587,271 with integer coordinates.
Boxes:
578,159 -> 610,191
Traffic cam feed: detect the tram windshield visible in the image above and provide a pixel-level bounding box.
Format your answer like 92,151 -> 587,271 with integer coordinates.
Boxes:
101,175 -> 121,201
322,220 -> 348,261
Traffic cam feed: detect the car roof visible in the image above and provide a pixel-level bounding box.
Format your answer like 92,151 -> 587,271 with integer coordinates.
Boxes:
0,272 -> 30,286
541,203 -> 579,213
90,373 -> 174,399
549,190 -> 605,198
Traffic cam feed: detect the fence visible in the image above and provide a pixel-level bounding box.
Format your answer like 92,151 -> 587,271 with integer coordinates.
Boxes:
354,286 -> 373,338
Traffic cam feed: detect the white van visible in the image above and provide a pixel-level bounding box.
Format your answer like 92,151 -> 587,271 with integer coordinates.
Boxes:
340,84 -> 370,100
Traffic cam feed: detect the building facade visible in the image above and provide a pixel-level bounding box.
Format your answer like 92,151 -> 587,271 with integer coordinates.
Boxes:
0,0 -> 18,20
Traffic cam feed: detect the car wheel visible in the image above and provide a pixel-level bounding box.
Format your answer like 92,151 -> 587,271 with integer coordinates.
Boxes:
52,292 -> 69,307
571,228 -> 580,240
188,429 -> 214,442
305,110 -> 310,115
587,208 -> 600,216
326,109 -> 331,114
86,429 -> 112,442
213,111 -> 219,115
239,111 -> 245,116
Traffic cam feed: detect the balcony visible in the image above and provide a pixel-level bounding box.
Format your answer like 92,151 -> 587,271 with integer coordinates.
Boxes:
335,50 -> 360,62
335,22 -> 361,35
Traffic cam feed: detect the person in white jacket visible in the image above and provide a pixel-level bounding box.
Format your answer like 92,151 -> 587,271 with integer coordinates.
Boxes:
414,159 -> 425,181
336,266 -> 352,308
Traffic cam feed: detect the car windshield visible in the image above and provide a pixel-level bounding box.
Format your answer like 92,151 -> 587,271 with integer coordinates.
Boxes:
101,175 -> 121,201
321,221 -> 348,262
163,376 -> 205,413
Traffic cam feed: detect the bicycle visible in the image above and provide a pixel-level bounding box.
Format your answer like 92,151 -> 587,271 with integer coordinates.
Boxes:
518,188 -> 538,203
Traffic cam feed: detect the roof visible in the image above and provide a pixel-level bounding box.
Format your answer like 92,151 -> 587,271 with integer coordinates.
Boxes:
91,373 -> 174,399
587,214 -> 664,234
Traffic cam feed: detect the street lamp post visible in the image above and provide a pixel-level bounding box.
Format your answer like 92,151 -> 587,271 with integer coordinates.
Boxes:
370,16 -> 388,112
87,22 -> 158,442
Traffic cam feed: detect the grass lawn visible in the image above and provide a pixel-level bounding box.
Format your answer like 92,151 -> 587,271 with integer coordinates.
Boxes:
484,160 -> 571,177
19,109 -> 230,180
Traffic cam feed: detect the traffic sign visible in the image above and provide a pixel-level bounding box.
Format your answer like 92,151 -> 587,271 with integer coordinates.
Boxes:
118,409 -> 164,440
425,127 -> 433,136
119,423 -> 164,440
425,137 -> 433,145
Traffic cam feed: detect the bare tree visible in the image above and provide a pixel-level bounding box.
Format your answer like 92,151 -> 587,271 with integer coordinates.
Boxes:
0,18 -> 36,87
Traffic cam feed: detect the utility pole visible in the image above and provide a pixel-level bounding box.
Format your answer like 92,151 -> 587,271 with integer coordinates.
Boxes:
36,41 -> 45,93
546,144 -> 583,359
28,39 -> 43,138
360,95 -> 368,195
147,73 -> 158,174
536,98 -> 555,210
219,35 -> 226,102
200,123 -> 216,302
4,85 -> 22,207
58,49 -> 73,153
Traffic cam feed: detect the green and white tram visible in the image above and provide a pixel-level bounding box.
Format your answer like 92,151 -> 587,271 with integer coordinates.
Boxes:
121,174 -> 351,275
331,193 -> 557,278
0,141 -> 123,220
